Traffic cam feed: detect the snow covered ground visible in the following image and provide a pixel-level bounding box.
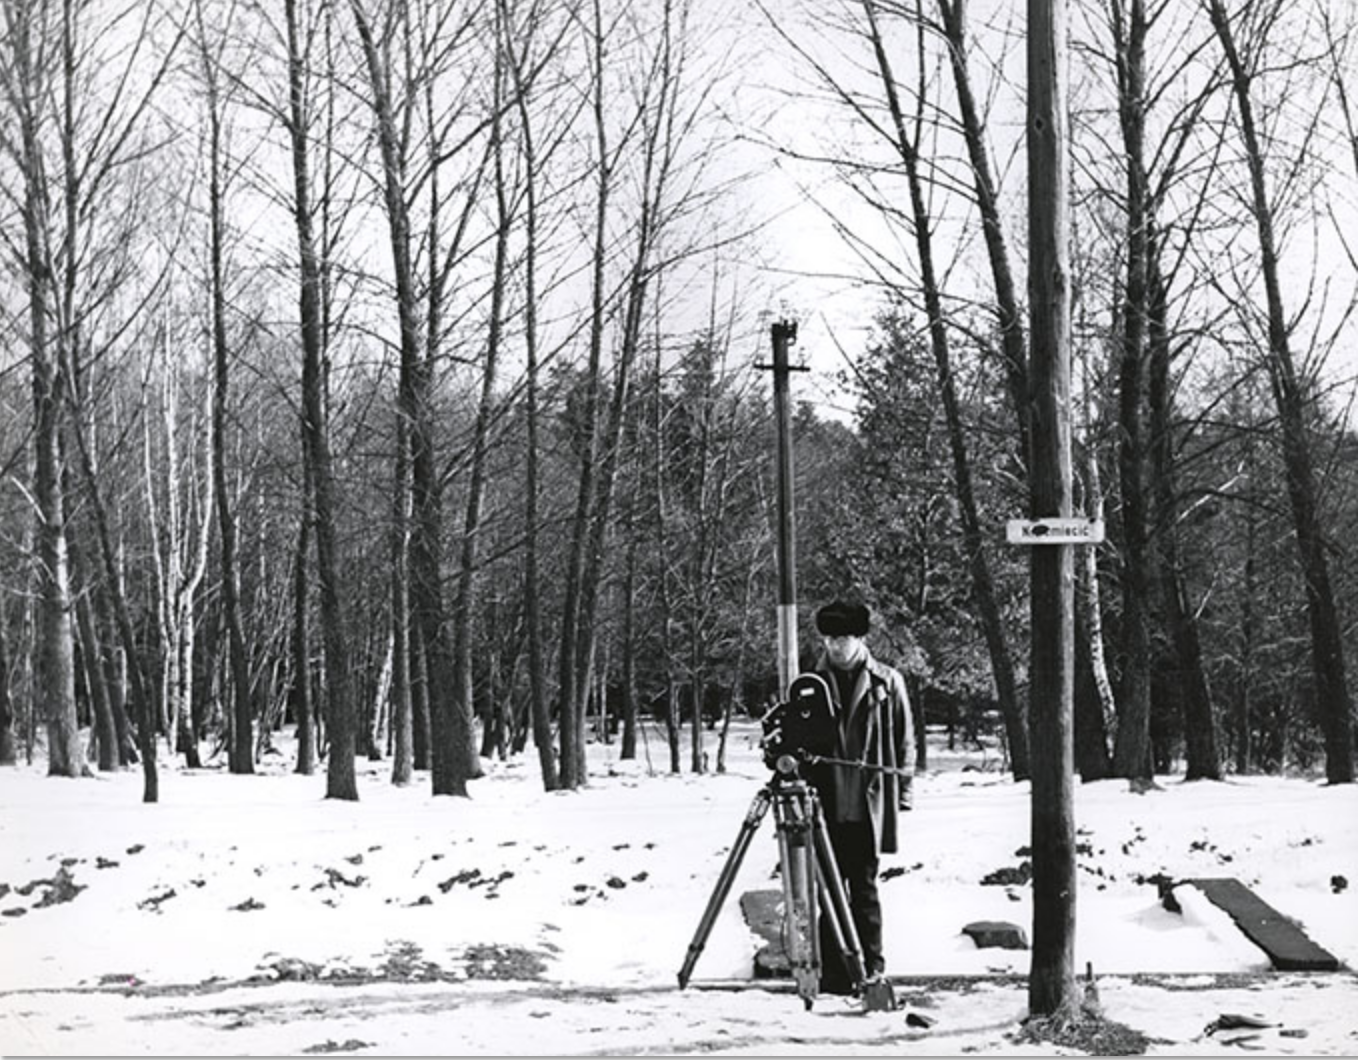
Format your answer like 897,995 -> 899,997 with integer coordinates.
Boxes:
1,721 -> 1355,1056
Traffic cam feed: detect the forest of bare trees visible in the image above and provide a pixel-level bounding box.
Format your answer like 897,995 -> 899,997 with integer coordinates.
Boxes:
0,0 -> 1354,800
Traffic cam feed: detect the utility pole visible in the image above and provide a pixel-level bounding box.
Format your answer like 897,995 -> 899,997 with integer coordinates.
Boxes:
1026,0 -> 1078,1019
761,320 -> 806,696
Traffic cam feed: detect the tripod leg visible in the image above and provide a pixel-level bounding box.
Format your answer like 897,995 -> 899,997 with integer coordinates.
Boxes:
677,787 -> 772,988
813,873 -> 856,979
810,813 -> 868,985
772,789 -> 820,1009
811,804 -> 897,1012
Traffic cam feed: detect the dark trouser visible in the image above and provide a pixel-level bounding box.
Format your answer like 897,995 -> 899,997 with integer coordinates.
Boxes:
817,819 -> 883,993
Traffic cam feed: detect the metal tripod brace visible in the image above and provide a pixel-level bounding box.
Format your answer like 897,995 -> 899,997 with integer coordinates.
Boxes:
677,758 -> 897,1012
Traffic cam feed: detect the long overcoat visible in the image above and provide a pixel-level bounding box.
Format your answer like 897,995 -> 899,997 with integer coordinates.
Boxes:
810,651 -> 915,856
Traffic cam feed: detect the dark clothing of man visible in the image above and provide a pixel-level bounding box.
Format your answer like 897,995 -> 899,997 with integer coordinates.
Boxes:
805,610 -> 914,994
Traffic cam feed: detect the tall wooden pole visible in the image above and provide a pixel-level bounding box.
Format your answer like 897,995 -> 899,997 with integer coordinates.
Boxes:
767,321 -> 803,695
1026,0 -> 1078,1018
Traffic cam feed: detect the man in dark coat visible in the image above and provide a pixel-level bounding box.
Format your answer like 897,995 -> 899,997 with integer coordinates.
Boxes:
807,599 -> 914,994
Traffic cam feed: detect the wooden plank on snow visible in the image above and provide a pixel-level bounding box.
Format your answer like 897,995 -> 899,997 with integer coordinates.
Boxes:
1172,877 -> 1340,972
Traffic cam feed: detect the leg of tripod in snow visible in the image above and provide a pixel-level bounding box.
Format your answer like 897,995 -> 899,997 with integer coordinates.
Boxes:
772,784 -> 821,1009
813,860 -> 866,982
809,790 -> 897,1013
677,785 -> 774,988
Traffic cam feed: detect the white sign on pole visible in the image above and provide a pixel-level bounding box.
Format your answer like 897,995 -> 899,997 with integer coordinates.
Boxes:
1005,517 -> 1105,545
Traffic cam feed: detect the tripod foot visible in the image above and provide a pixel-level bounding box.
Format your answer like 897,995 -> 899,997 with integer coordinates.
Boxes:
860,975 -> 897,1013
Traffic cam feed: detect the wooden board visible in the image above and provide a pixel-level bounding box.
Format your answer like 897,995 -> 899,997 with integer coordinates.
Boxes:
1175,877 -> 1340,972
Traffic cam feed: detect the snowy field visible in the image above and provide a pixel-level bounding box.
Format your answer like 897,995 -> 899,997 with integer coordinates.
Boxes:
1,720 -> 1355,1056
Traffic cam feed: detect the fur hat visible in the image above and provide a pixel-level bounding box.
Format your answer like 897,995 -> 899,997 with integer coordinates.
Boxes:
815,600 -> 870,638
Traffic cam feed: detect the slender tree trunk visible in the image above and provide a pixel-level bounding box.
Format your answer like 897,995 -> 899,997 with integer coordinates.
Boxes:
290,498 -> 316,775
14,34 -> 82,776
652,320 -> 681,775
935,0 -> 1031,472
1146,249 -> 1219,780
687,361 -> 712,776
618,398 -> 641,763
862,0 -> 1029,780
1075,348 -> 1118,759
389,444 -> 413,785
1109,0 -> 1153,785
1235,443 -> 1258,773
1074,589 -> 1113,781
288,0 -> 355,800
556,0 -> 613,790
0,594 -> 15,765
1073,373 -> 1113,780
412,630 -> 431,771
348,0 -> 464,796
388,374 -> 413,784
199,31 -> 254,775
449,12 -> 515,789
368,631 -> 391,760
72,557 -> 117,772
503,0 -> 557,791
1208,0 -> 1353,785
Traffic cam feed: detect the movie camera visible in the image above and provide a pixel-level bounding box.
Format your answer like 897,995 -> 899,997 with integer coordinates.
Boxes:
757,673 -> 839,776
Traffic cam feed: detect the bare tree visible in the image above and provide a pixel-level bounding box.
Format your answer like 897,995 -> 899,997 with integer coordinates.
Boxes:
1106,0 -> 1155,784
0,0 -> 82,777
559,0 -> 713,786
144,317 -> 213,771
860,0 -> 1031,779
1207,0 -> 1354,785
502,0 -> 562,791
2,0 -> 180,793
282,0 -> 359,799
193,0 -> 255,776
934,0 -> 1033,470
347,0 -> 484,796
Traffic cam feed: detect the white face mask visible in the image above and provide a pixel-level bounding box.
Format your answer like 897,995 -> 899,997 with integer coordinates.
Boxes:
822,634 -> 866,669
